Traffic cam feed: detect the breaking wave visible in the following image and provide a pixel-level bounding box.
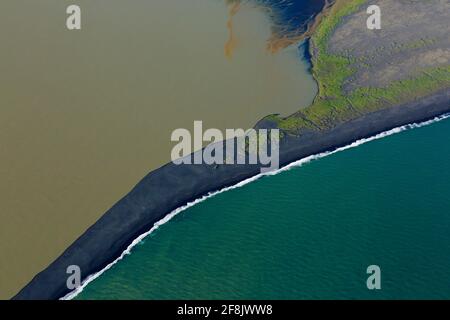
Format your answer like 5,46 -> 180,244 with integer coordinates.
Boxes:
62,112 -> 450,300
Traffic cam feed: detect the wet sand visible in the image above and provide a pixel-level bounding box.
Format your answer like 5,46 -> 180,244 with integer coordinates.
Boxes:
0,0 -> 316,298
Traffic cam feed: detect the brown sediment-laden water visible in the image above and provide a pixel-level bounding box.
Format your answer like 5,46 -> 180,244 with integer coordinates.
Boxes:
0,0 -> 317,298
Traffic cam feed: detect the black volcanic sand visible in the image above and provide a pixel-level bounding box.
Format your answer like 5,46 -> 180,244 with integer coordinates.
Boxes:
13,89 -> 449,299
0,0 -> 319,299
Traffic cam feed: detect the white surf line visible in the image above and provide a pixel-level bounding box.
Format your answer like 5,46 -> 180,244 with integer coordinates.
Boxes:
62,112 -> 450,300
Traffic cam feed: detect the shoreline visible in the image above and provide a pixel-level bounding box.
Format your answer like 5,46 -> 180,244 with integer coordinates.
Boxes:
0,0 -> 323,299
265,0 -> 335,53
13,88 -> 450,300
64,104 -> 450,300
12,0 -> 450,300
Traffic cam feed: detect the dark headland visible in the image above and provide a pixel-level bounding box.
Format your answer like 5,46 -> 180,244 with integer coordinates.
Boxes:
14,0 -> 450,299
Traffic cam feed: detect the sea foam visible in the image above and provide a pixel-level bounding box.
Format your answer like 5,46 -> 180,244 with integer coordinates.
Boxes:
62,112 -> 450,300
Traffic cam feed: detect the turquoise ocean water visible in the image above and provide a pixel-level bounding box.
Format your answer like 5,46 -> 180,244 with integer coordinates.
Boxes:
77,116 -> 450,300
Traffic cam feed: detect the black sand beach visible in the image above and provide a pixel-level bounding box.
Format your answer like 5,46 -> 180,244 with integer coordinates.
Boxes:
0,0 -> 318,298
12,0 -> 450,299
13,89 -> 450,300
